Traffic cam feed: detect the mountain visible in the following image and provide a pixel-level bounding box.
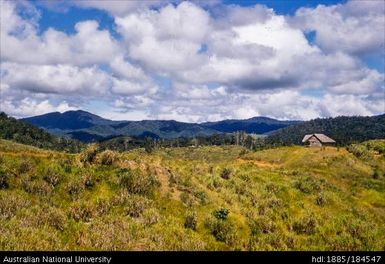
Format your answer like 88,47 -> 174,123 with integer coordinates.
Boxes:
0,112 -> 83,152
267,114 -> 385,146
21,110 -> 116,130
21,110 -> 296,142
201,116 -> 299,134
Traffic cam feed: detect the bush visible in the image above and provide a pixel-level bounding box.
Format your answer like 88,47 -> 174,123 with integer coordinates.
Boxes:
184,211 -> 198,230
22,179 -> 52,196
82,173 -> 95,189
19,160 -> 32,174
97,150 -> 118,165
0,193 -> 31,219
119,168 -> 159,195
292,214 -> 317,235
0,169 -> 9,189
220,168 -> 232,180
294,176 -> 321,194
125,195 -> 150,218
249,216 -> 276,235
79,144 -> 99,164
66,179 -> 85,198
213,208 -> 229,221
193,191 -> 208,205
45,207 -> 67,230
43,167 -> 61,186
69,202 -> 94,222
205,216 -> 237,245
316,193 -> 327,206
142,208 -> 160,226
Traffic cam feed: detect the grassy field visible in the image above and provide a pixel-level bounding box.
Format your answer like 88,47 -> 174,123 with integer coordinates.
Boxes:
0,139 -> 384,250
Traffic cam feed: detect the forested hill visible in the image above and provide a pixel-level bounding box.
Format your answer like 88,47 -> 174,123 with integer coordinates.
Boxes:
0,112 -> 83,152
266,114 -> 385,146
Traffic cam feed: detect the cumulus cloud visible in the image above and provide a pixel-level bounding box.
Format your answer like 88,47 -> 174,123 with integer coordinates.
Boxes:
115,1 -> 210,73
0,98 -> 76,118
0,0 -> 384,121
291,0 -> 385,56
1,62 -> 110,95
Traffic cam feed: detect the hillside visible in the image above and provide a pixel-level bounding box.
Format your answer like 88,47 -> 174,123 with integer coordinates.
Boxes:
21,110 -> 295,142
0,139 -> 384,250
267,114 -> 385,146
0,112 -> 83,153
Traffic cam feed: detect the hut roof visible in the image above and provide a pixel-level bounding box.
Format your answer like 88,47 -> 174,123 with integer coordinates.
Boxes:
302,133 -> 336,143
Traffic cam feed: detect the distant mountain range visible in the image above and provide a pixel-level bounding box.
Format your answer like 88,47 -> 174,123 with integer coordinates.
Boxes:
21,110 -> 299,142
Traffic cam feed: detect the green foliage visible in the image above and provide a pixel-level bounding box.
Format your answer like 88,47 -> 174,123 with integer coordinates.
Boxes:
294,176 -> 321,194
0,112 -> 83,153
119,168 -> 159,195
0,169 -> 9,189
267,114 -> 385,146
292,214 -> 318,235
43,167 -> 61,186
205,216 -> 237,245
213,208 -> 229,221
220,168 -> 232,180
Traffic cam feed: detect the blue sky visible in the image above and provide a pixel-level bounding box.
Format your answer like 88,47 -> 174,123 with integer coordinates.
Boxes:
1,0 -> 384,121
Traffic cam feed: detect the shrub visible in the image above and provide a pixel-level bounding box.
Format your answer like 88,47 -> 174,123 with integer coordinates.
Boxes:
82,173 -> 95,189
97,150 -> 118,165
19,160 -> 32,174
180,192 -> 195,207
316,193 -> 327,206
69,202 -> 94,222
294,176 -> 321,194
0,193 -> 30,219
59,158 -> 73,173
0,169 -> 9,189
220,168 -> 232,180
23,179 -> 52,196
292,214 -> 317,235
119,168 -> 159,195
205,216 -> 237,245
66,179 -> 85,198
213,208 -> 229,221
193,191 -> 208,205
372,169 -> 381,179
125,195 -> 150,218
249,216 -> 276,235
142,208 -> 160,226
79,144 -> 99,164
43,167 -> 61,186
45,207 -> 67,230
184,211 -> 198,230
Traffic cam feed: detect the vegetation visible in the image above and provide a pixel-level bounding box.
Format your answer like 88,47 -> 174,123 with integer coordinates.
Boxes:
267,114 -> 385,146
0,112 -> 83,153
0,138 -> 384,250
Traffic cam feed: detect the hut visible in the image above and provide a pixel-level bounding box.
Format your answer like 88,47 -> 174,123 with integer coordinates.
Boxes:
302,133 -> 336,147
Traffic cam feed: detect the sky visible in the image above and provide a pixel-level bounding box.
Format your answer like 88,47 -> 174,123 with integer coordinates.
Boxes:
0,0 -> 384,122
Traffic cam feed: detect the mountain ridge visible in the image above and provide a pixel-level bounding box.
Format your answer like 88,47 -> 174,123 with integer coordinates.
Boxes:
21,110 -> 298,142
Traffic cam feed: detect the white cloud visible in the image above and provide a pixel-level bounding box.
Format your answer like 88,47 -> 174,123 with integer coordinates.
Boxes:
0,98 -> 76,118
1,0 -> 384,122
292,0 -> 385,55
1,62 -> 110,95
115,1 -> 210,73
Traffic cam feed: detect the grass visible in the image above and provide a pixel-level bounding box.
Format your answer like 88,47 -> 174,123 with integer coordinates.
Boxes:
0,139 -> 384,250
